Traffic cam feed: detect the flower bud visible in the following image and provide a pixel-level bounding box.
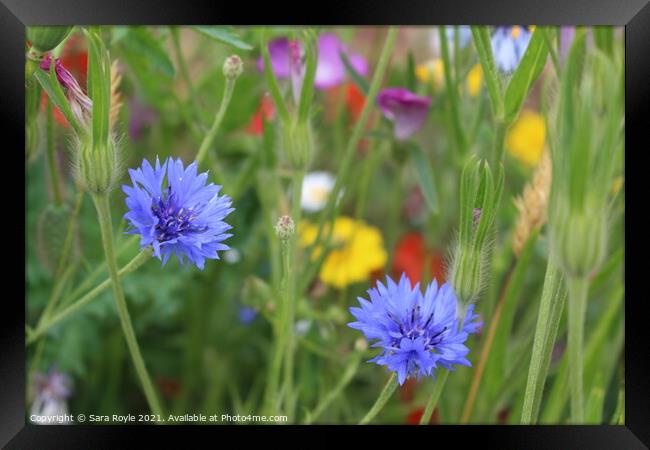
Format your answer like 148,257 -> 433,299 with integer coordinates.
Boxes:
275,215 -> 295,241
450,244 -> 483,306
76,133 -> 120,195
282,119 -> 313,169
28,26 -> 73,54
223,55 -> 243,80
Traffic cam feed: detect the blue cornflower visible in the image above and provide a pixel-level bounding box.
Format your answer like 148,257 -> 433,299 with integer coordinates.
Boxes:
123,157 -> 234,269
238,305 -> 258,325
491,26 -> 533,73
445,26 -> 473,49
348,273 -> 481,385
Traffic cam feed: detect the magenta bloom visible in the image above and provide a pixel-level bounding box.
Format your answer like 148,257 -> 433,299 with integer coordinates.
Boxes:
377,88 -> 431,141
40,54 -> 92,123
258,33 -> 368,90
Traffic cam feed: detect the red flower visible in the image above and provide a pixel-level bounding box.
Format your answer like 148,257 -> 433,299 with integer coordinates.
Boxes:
244,94 -> 275,135
406,406 -> 439,425
346,83 -> 365,121
392,232 -> 446,287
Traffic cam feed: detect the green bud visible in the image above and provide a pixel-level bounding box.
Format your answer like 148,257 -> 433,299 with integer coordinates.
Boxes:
282,119 -> 313,169
275,215 -> 295,241
76,133 -> 121,195
223,55 -> 243,80
450,158 -> 503,306
28,26 -> 73,54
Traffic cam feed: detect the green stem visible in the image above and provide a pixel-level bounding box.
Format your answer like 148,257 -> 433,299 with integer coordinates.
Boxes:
45,101 -> 62,206
54,190 -> 84,279
419,369 -> 450,424
92,194 -> 163,419
170,27 -> 201,122
359,373 -> 398,424
307,27 -> 398,271
28,247 -> 152,345
305,352 -> 362,424
439,27 -> 466,155
491,120 -> 508,166
195,75 -> 237,168
470,26 -> 504,119
520,261 -> 567,424
567,276 -> 589,423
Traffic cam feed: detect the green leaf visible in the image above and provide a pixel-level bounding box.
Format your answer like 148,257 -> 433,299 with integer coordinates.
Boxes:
193,26 -> 253,50
123,27 -> 175,77
409,145 -> 439,215
85,29 -> 111,151
503,28 -> 549,124
340,50 -> 369,95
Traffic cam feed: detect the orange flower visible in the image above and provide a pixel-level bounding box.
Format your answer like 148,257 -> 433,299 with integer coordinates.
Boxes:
345,82 -> 365,121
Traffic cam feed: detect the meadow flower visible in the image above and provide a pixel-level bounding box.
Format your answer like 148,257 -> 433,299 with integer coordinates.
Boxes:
300,216 -> 387,289
244,94 -> 275,136
491,26 -> 533,73
301,171 -> 336,212
123,157 -> 234,269
377,88 -> 431,141
506,109 -> 546,167
392,232 -> 446,286
446,26 -> 473,49
258,33 -> 368,90
348,274 -> 482,385
40,54 -> 92,123
30,367 -> 73,424
238,305 -> 258,325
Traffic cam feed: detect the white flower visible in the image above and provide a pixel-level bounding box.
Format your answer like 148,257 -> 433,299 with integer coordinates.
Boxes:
301,171 -> 336,212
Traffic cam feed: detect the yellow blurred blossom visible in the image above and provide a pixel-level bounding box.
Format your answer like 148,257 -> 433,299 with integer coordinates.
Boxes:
466,63 -> 483,97
416,59 -> 444,89
300,216 -> 387,289
506,110 -> 546,167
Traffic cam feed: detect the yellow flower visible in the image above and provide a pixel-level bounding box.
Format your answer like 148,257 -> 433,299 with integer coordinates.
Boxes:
506,110 -> 546,167
466,63 -> 483,97
416,59 -> 444,89
300,216 -> 387,289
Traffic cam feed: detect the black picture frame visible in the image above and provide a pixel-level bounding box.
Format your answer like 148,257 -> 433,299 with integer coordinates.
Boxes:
3,0 -> 647,447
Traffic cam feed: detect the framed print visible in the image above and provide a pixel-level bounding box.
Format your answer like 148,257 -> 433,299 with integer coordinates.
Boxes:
2,0 -> 648,447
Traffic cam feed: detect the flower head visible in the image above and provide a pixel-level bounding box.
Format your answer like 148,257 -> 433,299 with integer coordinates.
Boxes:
258,33 -> 368,90
123,157 -> 234,269
348,274 -> 481,385
301,171 -> 336,212
377,88 -> 431,141
40,54 -> 92,123
491,26 -> 533,73
300,216 -> 387,289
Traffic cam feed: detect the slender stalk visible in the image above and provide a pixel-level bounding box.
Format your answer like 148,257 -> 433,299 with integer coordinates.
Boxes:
170,27 -> 201,121
45,101 -> 62,206
306,27 -> 398,263
195,75 -> 237,168
439,27 -> 466,155
28,248 -> 152,345
520,262 -> 567,424
54,190 -> 84,279
491,120 -> 508,166
567,276 -> 589,423
359,373 -> 398,425
305,353 -> 362,424
92,194 -> 163,419
419,369 -> 450,424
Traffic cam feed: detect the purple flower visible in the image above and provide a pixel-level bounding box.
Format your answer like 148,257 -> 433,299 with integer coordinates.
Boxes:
123,157 -> 234,269
491,26 -> 533,73
258,33 -> 368,90
348,274 -> 482,385
40,54 -> 92,123
377,88 -> 431,141
30,367 -> 73,424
